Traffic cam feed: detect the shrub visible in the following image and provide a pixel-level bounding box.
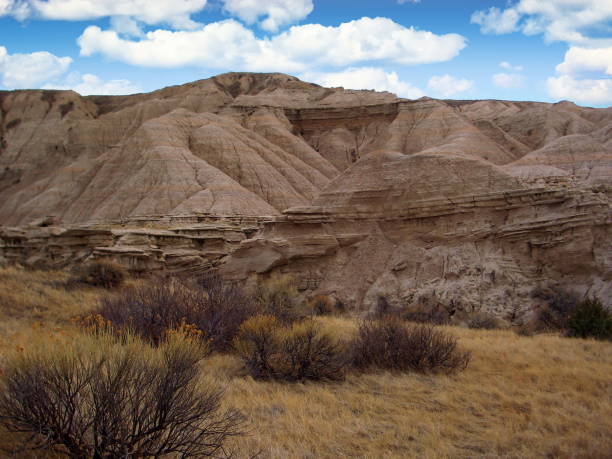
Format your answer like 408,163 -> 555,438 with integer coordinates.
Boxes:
402,304 -> 450,325
0,331 -> 243,457
234,317 -> 347,381
274,321 -> 348,381
308,294 -> 338,316
250,274 -> 305,323
468,313 -> 501,330
95,275 -> 257,350
533,285 -> 580,330
567,297 -> 612,340
73,260 -> 127,288
234,315 -> 280,379
351,319 -> 470,374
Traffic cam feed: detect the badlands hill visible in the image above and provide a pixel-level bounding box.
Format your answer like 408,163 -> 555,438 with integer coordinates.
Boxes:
0,72 -> 610,322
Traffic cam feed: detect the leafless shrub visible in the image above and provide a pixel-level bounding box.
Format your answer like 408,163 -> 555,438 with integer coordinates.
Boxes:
72,260 -> 127,289
95,274 -> 257,350
234,317 -> 347,381
351,319 -> 470,374
249,274 -> 306,323
0,331 -> 243,457
308,294 -> 339,316
274,321 -> 348,381
468,313 -> 501,330
532,284 -> 580,330
402,304 -> 450,325
234,315 -> 280,379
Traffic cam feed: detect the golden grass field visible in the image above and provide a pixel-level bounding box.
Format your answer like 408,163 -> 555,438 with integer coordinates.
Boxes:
0,266 -> 611,458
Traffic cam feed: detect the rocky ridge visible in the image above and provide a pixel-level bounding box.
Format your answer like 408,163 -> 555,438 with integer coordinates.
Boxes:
1,73 -> 610,322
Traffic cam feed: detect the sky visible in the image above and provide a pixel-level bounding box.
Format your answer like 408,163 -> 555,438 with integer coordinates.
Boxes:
0,0 -> 611,107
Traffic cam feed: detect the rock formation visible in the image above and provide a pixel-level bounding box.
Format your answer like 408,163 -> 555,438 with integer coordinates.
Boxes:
1,72 -> 610,322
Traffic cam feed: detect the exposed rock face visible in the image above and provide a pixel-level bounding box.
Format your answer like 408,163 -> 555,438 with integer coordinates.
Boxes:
1,73 -> 610,321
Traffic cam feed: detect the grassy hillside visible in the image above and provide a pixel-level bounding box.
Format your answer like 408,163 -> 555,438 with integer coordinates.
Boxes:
0,267 -> 610,458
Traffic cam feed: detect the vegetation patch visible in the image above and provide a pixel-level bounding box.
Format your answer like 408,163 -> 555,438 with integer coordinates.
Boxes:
351,318 -> 471,374
71,260 -> 127,289
234,316 -> 348,381
0,330 -> 243,457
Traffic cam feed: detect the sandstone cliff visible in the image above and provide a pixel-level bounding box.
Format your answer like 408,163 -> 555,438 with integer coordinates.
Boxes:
1,73 -> 610,322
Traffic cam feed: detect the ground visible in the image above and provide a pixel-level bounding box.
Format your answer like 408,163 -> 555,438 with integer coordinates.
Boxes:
0,267 -> 610,458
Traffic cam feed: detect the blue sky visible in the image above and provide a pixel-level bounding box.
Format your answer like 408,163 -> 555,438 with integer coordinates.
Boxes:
0,0 -> 610,106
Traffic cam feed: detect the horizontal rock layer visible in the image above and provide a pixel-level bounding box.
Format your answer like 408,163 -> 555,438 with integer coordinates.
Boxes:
1,72 -> 611,322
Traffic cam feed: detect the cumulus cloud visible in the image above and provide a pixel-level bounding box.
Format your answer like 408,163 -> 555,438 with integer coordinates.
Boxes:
547,75 -> 612,106
470,0 -> 612,44
556,46 -> 612,76
43,72 -> 140,95
221,0 -> 313,32
0,0 -> 207,30
500,61 -> 523,72
78,17 -> 467,72
0,46 -> 72,88
301,67 -> 424,98
492,73 -> 523,89
470,7 -> 520,35
427,74 -> 473,97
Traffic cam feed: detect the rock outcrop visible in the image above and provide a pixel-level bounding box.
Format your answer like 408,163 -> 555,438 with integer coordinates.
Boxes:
1,73 -> 610,322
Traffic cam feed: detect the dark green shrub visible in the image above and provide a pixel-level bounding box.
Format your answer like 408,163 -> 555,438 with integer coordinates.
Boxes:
351,319 -> 470,374
73,260 -> 127,288
567,297 -> 612,340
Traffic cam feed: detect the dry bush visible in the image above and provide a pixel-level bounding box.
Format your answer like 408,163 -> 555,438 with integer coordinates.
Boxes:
468,313 -> 501,330
402,303 -> 450,325
95,275 -> 257,350
308,294 -> 339,316
351,319 -> 470,374
249,274 -> 306,323
234,317 -> 347,382
72,260 -> 127,289
532,285 -> 580,330
0,330 -> 243,457
233,315 -> 280,379
274,321 -> 348,381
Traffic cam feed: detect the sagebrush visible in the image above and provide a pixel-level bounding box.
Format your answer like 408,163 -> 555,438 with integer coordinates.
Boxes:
0,330 -> 243,457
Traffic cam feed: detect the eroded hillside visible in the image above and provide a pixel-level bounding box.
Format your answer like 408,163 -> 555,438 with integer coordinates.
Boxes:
1,72 -> 610,319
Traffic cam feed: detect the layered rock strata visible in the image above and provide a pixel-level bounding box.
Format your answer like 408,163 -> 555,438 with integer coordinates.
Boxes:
1,72 -> 610,321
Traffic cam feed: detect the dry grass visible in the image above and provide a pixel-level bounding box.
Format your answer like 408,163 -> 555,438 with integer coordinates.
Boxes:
1,268 -> 611,458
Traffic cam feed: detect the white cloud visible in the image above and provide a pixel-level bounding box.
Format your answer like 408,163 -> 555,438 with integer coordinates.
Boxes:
471,1 -> 612,44
221,0 -> 313,32
397,0 -> 420,3
0,0 -> 208,30
427,74 -> 473,97
556,46 -> 612,76
500,61 -> 523,72
43,72 -> 140,95
470,7 -> 520,35
0,46 -> 72,88
493,72 -> 524,89
301,67 -> 424,99
78,17 -> 467,71
547,75 -> 612,105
